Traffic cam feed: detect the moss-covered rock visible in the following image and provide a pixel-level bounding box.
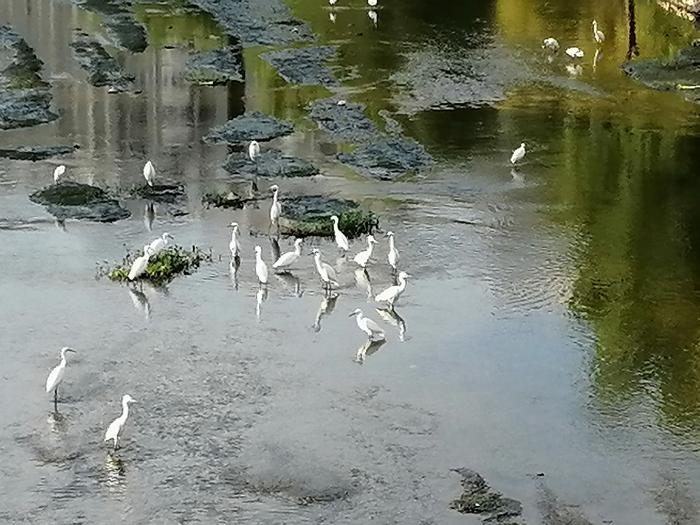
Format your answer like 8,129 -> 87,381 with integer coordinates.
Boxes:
202,190 -> 246,209
70,31 -> 134,92
0,144 -> 77,161
279,195 -> 378,238
449,468 -> 523,523
204,111 -> 294,144
107,245 -> 212,286
223,149 -> 319,178
29,181 -> 130,222
129,183 -> 186,204
185,47 -> 243,85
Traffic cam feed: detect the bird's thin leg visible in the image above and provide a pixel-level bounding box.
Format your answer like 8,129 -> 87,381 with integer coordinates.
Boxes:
54,388 -> 58,409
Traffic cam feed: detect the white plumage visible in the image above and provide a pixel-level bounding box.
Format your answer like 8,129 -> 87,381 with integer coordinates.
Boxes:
104,394 -> 136,452
542,38 -> 559,52
248,140 -> 260,162
269,185 -> 281,227
45,347 -> 76,402
148,232 -> 173,256
367,0 -> 377,6
387,231 -> 399,270
510,143 -> 526,165
53,165 -> 66,183
229,222 -> 241,258
375,271 -> 409,306
255,245 -> 269,284
353,235 -> 377,268
143,161 -> 155,187
368,10 -> 377,25
592,20 -> 605,45
349,308 -> 385,341
565,47 -> 584,59
329,0 -> 337,5
273,238 -> 302,270
331,215 -> 349,252
313,249 -> 338,289
128,245 -> 152,281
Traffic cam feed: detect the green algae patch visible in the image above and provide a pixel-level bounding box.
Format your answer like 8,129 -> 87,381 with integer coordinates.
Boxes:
202,190 -> 246,209
29,181 -> 130,222
107,245 -> 212,286
279,196 -> 378,238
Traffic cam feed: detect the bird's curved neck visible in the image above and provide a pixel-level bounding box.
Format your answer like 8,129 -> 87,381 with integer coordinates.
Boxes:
314,254 -> 323,271
295,244 -> 302,255
272,191 -> 278,204
120,401 -> 130,421
398,275 -> 407,289
389,237 -> 395,250
231,229 -> 238,240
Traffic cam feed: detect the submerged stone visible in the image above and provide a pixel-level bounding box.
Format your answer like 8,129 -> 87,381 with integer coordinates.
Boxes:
223,149 -> 318,178
29,181 -> 130,222
70,32 -> 134,92
338,137 -> 433,180
107,245 -> 212,286
185,46 -> 243,85
279,195 -> 378,238
186,0 -> 312,47
622,44 -> 700,104
69,0 -> 148,52
261,46 -> 338,86
0,26 -> 57,129
450,468 -> 523,523
130,183 -> 186,204
204,112 -> 294,144
0,144 -> 77,161
308,97 -> 379,143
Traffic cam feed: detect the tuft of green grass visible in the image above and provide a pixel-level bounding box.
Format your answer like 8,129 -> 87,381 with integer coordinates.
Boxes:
281,209 -> 378,238
105,245 -> 212,286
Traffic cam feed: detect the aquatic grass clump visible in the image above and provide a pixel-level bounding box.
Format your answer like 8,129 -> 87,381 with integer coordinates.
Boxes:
282,209 -> 378,238
107,245 -> 212,286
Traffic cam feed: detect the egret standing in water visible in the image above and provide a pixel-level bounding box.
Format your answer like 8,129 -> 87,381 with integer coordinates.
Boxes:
510,143 -> 526,165
128,245 -> 152,281
331,215 -> 349,253
375,271 -> 409,308
368,10 -> 377,26
269,185 -> 281,231
229,222 -> 241,259
349,308 -> 385,341
148,232 -> 173,256
273,238 -> 302,271
45,347 -> 77,407
542,38 -> 559,52
367,0 -> 377,6
255,245 -> 269,285
53,165 -> 66,184
143,161 -> 155,187
353,235 -> 377,269
386,231 -> 399,271
312,248 -> 338,291
592,20 -> 605,45
104,394 -> 136,452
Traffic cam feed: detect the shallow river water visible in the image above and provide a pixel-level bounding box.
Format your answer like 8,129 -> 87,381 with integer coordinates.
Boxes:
1,0 -> 700,524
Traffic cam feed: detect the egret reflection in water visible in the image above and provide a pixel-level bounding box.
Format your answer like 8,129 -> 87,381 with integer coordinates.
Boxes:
376,307 -> 407,342
256,287 -> 267,321
275,272 -> 302,297
354,267 -> 373,301
269,236 -> 281,263
229,257 -> 240,291
355,339 -> 387,364
313,292 -> 338,332
127,286 -> 151,319
144,202 -> 155,231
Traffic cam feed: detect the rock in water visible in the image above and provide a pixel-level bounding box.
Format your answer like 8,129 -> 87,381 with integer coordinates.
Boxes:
204,112 -> 294,144
449,468 -> 523,522
223,150 -> 318,178
29,181 -> 131,222
278,195 -> 378,238
0,145 -> 77,161
260,46 -> 338,86
185,47 -> 244,85
338,138 -> 432,180
70,32 -> 135,92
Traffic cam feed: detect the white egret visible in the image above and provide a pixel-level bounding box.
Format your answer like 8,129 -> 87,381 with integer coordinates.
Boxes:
542,38 -> 559,52
313,248 -> 338,290
148,232 -> 173,256
273,238 -> 302,270
336,99 -> 347,106
386,231 -> 399,271
45,347 -> 77,405
53,165 -> 66,183
566,64 -> 583,76
329,12 -> 336,23
248,140 -> 260,162
128,245 -> 152,281
510,142 -> 526,165
368,10 -> 377,26
331,215 -> 349,252
104,394 -> 136,452
143,161 -> 155,187
592,20 -> 605,45
368,0 -> 377,6
375,271 -> 409,307
353,235 -> 377,268
229,222 -> 241,259
329,0 -> 337,5
565,47 -> 584,59
269,185 -> 281,229
349,308 -> 385,341
255,245 -> 269,285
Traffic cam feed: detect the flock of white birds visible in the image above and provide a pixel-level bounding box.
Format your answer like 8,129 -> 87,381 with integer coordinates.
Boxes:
42,16 -> 606,452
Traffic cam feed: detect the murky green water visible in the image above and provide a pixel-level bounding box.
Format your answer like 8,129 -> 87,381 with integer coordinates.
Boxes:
1,0 -> 700,523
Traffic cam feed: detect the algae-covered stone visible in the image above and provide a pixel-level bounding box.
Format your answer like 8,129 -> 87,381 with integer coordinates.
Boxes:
450,468 -> 523,523
279,195 -> 378,238
185,47 -> 243,85
202,190 -> 246,209
622,44 -> 700,104
260,46 -> 337,86
308,97 -> 379,143
338,137 -> 433,180
0,145 -> 77,161
70,32 -> 135,92
29,181 -> 130,222
107,245 -> 212,286
223,150 -> 318,178
130,183 -> 186,204
0,26 -> 58,129
204,112 -> 294,144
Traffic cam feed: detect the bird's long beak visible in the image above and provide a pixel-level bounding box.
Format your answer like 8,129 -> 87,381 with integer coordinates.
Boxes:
66,348 -> 77,353
348,312 -> 356,317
